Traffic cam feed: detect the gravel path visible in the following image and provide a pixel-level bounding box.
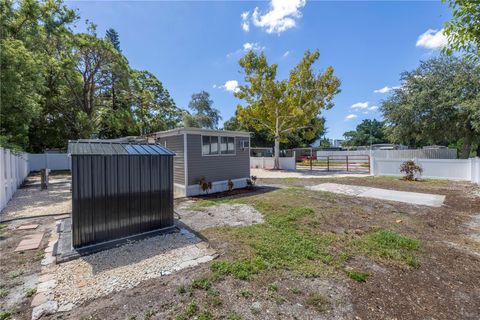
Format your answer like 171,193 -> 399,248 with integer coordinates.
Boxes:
1,175 -> 71,221
53,230 -> 215,309
176,201 -> 264,231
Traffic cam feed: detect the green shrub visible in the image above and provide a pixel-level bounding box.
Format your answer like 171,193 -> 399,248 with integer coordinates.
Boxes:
346,270 -> 369,282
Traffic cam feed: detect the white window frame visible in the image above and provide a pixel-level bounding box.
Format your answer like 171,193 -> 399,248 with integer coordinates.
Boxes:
201,135 -> 236,156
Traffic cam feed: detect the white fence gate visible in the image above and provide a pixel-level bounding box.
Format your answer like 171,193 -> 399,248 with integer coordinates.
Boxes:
317,149 -> 457,159
250,157 -> 296,170
372,157 -> 480,184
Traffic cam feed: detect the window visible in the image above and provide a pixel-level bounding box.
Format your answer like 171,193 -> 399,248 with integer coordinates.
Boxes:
202,136 -> 235,156
221,137 -> 235,154
202,136 -> 219,155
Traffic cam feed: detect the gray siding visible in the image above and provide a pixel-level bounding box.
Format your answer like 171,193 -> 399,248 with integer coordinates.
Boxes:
186,134 -> 250,185
157,135 -> 185,185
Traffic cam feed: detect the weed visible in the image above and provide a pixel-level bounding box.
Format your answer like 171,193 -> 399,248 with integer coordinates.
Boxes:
346,270 -> 369,282
177,285 -> 186,295
211,258 -> 266,280
0,310 -> 13,320
240,289 -> 253,298
290,288 -> 301,294
355,229 -> 421,267
305,292 -> 330,313
227,312 -> 242,320
9,270 -> 23,279
267,284 -> 278,292
144,309 -> 156,320
0,289 -> 8,299
175,300 -> 198,320
198,310 -> 213,320
25,288 -> 36,298
191,278 -> 212,291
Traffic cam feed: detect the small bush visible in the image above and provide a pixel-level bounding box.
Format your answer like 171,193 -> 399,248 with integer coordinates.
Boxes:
191,278 -> 212,291
199,177 -> 212,194
400,160 -> 423,181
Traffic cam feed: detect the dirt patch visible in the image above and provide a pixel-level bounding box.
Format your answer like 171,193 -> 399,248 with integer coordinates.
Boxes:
176,200 -> 264,231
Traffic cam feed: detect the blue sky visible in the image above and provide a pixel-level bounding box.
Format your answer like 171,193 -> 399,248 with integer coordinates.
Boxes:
67,0 -> 451,140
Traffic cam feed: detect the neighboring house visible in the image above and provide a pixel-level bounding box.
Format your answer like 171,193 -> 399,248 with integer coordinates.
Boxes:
153,128 -> 251,197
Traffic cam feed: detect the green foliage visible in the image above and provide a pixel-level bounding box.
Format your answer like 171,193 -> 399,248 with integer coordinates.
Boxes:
305,292 -> 330,312
210,258 -> 267,280
24,288 -> 36,298
0,310 -> 13,320
345,270 -> 369,282
176,301 -> 198,320
191,278 -> 212,291
355,229 -> 421,267
198,310 -> 213,320
0,0 -> 180,151
235,50 -> 340,167
400,160 -> 423,181
343,119 -> 388,147
443,1 -> 480,62
184,91 -> 221,129
381,55 -> 480,158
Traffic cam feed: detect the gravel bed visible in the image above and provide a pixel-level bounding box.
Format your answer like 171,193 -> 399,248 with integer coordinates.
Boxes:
176,201 -> 264,231
1,176 -> 71,221
52,231 -> 215,308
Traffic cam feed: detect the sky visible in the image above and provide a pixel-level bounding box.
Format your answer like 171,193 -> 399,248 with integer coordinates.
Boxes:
67,0 -> 451,140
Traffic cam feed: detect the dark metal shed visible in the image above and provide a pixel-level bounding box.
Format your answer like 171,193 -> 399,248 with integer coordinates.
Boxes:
68,140 -> 175,248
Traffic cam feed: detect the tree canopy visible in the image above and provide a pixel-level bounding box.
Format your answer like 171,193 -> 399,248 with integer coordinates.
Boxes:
234,49 -> 340,168
342,119 -> 388,147
0,0 -> 181,152
381,55 -> 480,158
183,91 -> 222,129
443,0 -> 480,61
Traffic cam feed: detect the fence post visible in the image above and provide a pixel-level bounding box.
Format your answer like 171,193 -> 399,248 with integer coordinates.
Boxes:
0,148 -> 5,211
346,155 -> 349,172
327,156 -> 330,172
293,151 -> 296,170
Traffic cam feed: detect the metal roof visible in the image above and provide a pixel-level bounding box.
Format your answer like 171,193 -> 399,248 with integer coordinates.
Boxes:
68,141 -> 175,156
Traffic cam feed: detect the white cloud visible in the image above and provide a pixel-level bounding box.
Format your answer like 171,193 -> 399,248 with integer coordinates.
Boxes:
243,42 -> 264,52
283,50 -> 290,57
374,86 -> 400,94
241,11 -> 250,32
221,80 -> 239,93
241,0 -> 306,34
416,29 -> 447,49
345,114 -> 357,121
368,105 -> 378,111
350,102 -> 369,110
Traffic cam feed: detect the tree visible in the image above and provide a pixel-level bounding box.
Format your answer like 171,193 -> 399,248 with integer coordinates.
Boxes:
381,55 -> 480,158
129,70 -> 181,135
342,119 -> 388,147
183,91 -> 221,129
105,28 -> 121,52
235,50 -> 341,168
443,1 -> 480,61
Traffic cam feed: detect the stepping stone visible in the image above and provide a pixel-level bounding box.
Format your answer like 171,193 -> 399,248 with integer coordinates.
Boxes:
31,293 -> 48,307
14,233 -> 44,252
18,224 -> 39,230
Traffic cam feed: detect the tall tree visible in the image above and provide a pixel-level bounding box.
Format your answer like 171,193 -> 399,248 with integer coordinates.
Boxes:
105,28 -> 121,52
235,50 -> 341,168
183,91 -> 221,129
381,55 -> 480,158
129,70 -> 181,135
443,1 -> 480,61
342,119 -> 388,147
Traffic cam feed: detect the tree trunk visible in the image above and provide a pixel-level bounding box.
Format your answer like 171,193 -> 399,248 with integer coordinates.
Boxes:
476,144 -> 480,157
461,133 -> 472,159
274,138 -> 280,170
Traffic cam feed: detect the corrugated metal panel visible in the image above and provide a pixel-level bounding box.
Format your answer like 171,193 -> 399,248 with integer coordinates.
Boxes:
71,152 -> 174,248
68,141 -> 175,156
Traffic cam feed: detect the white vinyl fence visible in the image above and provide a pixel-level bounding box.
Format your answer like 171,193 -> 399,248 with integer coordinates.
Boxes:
372,157 -> 480,184
1,148 -> 29,212
317,149 -> 457,159
28,153 -> 70,171
250,157 -> 296,170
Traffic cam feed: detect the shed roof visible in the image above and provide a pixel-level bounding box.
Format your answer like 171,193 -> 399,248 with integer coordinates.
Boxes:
68,141 -> 175,156
152,127 -> 251,139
